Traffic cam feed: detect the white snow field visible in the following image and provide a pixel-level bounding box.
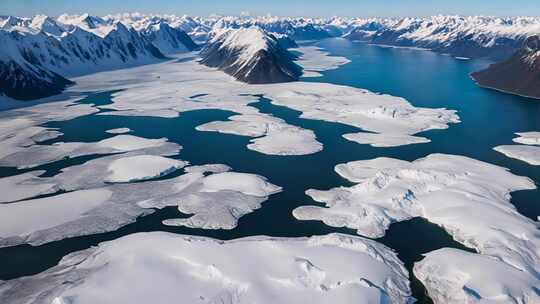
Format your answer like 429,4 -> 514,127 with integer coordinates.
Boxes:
0,167 -> 281,247
105,155 -> 186,182
293,154 -> 540,303
415,248 -> 540,304
196,114 -> 322,155
105,127 -> 132,134
293,46 -> 351,77
0,232 -> 414,304
494,132 -> 540,165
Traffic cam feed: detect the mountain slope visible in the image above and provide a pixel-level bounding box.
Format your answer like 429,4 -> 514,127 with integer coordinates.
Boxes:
139,22 -> 198,54
345,16 -> 540,60
199,27 -> 302,84
0,14 -> 175,100
471,36 -> 540,99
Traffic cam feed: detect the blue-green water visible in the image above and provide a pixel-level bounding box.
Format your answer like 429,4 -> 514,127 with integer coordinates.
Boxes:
1,39 -> 538,303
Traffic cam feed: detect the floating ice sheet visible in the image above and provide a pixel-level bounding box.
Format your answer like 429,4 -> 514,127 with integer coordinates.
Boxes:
0,168 -> 281,246
293,46 -> 351,78
494,145 -> 540,166
197,114 -> 323,155
415,248 -> 540,304
0,135 -> 179,169
105,127 -> 132,134
343,132 -> 430,147
0,232 -> 413,304
293,153 -> 539,302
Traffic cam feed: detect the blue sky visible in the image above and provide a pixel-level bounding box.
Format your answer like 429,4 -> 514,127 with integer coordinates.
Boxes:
2,0 -> 539,17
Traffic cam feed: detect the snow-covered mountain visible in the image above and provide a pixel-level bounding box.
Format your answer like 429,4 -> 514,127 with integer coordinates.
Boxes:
345,16 -> 540,60
106,13 -> 214,43
471,35 -> 540,99
0,14 -> 198,100
209,16 -> 332,41
199,27 -> 302,84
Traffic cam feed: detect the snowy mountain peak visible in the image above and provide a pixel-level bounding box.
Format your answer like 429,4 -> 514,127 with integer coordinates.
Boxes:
200,26 -> 302,84
213,27 -> 274,61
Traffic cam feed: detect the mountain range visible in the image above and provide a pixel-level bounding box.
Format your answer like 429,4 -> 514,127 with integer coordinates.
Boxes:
2,13 -> 540,101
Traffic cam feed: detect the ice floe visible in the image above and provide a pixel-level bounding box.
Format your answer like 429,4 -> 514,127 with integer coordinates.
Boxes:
0,232 -> 413,304
494,145 -> 540,165
293,153 -> 539,299
0,135 -> 179,169
51,143 -> 182,191
105,127 -> 132,134
415,248 -> 540,304
197,114 -> 322,155
513,131 -> 540,146
342,132 -> 430,147
184,163 -> 232,174
0,188 -> 113,245
105,155 -> 186,183
293,46 -> 351,77
0,171 -> 57,203
0,99 -> 95,160
494,131 -> 540,165
0,167 -> 281,246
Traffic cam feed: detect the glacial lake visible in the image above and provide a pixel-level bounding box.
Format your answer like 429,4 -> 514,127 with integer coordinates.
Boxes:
1,38 -> 539,303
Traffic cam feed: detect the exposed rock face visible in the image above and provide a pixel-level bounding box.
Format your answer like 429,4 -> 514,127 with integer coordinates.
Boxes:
199,27 -> 302,84
471,36 -> 540,99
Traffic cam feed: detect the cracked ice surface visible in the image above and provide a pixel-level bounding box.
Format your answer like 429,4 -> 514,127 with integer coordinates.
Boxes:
293,154 -> 540,303
0,167 -> 281,246
0,232 -> 413,304
0,100 -> 96,160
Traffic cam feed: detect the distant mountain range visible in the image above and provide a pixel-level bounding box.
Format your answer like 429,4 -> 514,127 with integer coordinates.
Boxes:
0,14 -> 197,100
2,13 -> 540,101
199,27 -> 302,83
345,16 -> 540,60
471,36 -> 540,99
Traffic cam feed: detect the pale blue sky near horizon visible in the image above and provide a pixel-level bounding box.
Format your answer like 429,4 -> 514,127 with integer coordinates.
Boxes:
1,0 -> 539,18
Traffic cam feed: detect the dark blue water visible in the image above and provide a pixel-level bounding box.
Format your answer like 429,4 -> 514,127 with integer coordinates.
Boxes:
1,39 -> 538,303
